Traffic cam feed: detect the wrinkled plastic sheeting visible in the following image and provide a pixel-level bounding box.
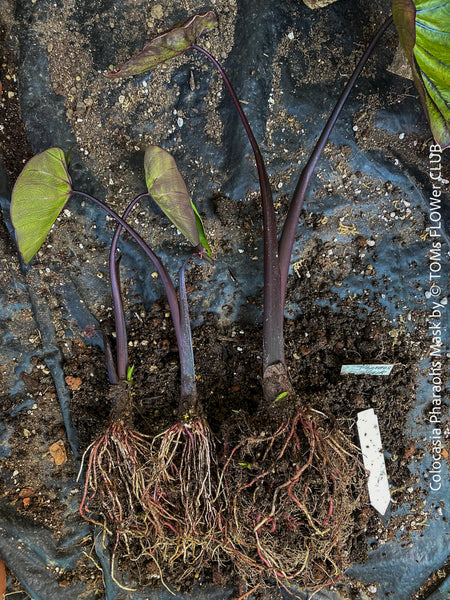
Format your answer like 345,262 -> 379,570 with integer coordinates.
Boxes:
0,0 -> 449,598
0,499 -> 93,600
347,371 -> 450,600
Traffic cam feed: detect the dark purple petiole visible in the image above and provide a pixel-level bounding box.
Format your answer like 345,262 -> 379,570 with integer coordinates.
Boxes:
192,16 -> 393,400
104,191 -> 200,404
72,190 -> 183,379
278,16 -> 394,305
178,255 -> 198,405
192,43 -> 284,373
109,192 -> 151,380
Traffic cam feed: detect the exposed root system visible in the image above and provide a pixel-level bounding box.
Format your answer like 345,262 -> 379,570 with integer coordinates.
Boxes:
79,417 -> 222,587
79,421 -> 154,551
78,383 -> 367,593
221,403 -> 367,592
140,416 -> 222,580
151,417 -> 217,533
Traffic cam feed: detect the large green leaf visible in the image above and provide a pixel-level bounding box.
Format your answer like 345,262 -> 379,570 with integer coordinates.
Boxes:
11,148 -> 72,264
144,146 -> 210,253
105,12 -> 218,79
393,0 -> 450,148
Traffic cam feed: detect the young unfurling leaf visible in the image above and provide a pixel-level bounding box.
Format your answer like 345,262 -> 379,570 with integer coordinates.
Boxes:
105,12 -> 218,79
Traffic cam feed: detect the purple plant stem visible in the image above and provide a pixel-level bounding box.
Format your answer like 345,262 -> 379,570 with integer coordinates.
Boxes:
109,192 -> 150,380
72,190 -> 184,376
278,16 -> 394,304
192,43 -> 284,371
178,256 -> 197,404
105,191 -> 198,404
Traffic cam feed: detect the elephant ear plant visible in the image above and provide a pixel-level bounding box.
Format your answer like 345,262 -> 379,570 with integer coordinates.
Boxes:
104,11 -> 396,592
104,5 -> 450,592
9,3 -> 449,596
10,146 -> 220,585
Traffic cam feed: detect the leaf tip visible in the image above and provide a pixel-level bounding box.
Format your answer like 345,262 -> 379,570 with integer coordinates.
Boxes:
104,69 -> 121,79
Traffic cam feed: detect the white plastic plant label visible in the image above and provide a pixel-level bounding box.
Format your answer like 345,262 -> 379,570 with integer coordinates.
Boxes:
357,408 -> 391,515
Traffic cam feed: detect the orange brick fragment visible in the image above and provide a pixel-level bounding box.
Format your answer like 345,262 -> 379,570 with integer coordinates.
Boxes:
65,376 -> 82,390
49,440 -> 67,466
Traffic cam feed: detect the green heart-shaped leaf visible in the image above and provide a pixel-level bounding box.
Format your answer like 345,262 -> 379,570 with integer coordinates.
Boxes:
105,11 -> 218,79
11,147 -> 72,264
393,0 -> 450,148
144,145 -> 210,254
